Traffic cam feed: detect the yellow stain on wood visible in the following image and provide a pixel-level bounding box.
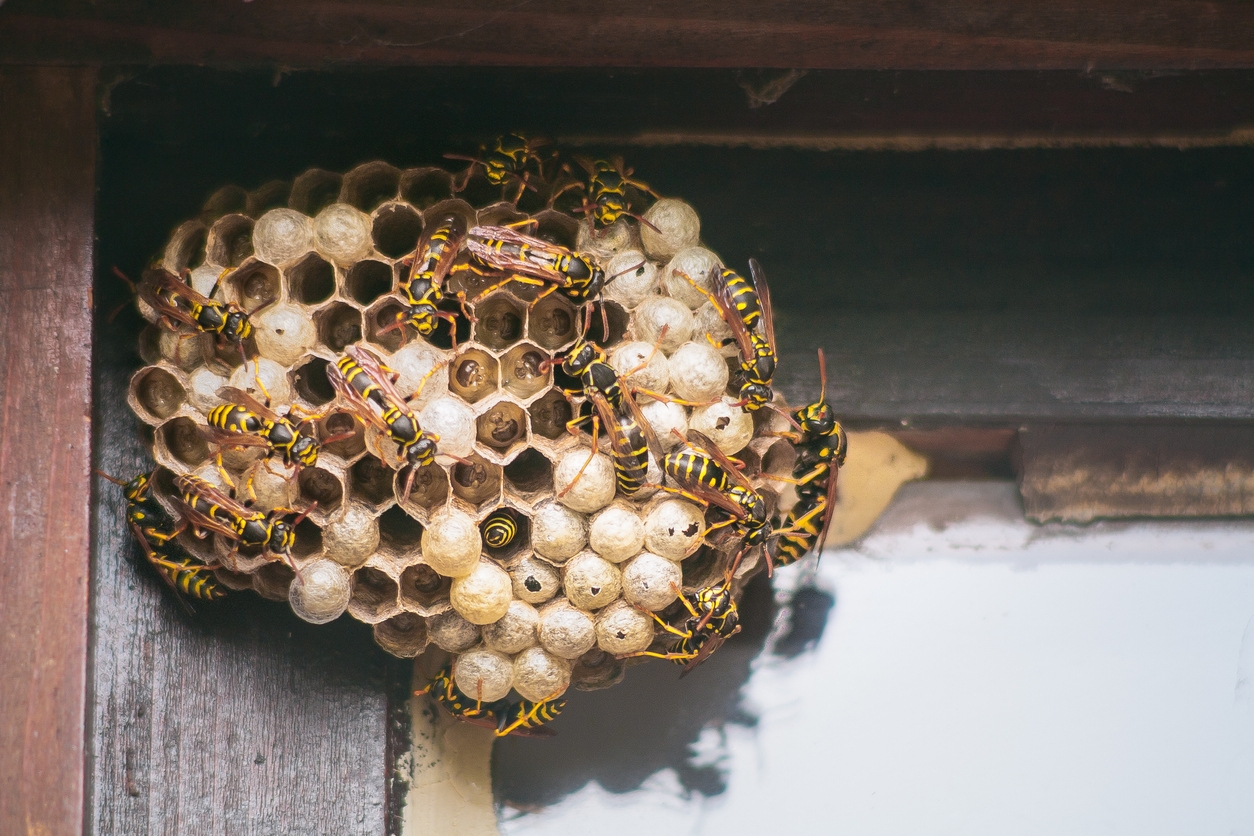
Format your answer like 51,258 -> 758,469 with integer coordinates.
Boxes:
824,431 -> 930,548
403,666 -> 500,836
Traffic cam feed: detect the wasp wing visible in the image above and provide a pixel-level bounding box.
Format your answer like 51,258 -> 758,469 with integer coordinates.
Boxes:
217,386 -> 282,422
684,430 -> 758,495
708,266 -> 758,362
138,276 -> 203,331
748,258 -> 777,358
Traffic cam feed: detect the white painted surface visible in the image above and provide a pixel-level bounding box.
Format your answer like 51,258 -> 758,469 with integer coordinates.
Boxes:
501,483 -> 1254,836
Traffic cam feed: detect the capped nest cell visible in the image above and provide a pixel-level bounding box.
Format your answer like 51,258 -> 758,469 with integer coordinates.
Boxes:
123,157 -> 802,724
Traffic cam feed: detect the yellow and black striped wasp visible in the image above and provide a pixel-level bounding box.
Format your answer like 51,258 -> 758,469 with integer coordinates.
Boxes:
551,155 -> 660,230
382,212 -> 473,346
99,470 -> 226,606
416,662 -> 564,737
173,473 -> 307,568
445,133 -> 550,203
683,258 -> 778,412
465,223 -> 606,307
325,343 -> 450,498
544,307 -> 660,498
622,581 -> 741,673
767,349 -> 847,568
492,695 -> 566,737
205,386 -> 325,474
127,266 -> 259,364
663,430 -> 771,574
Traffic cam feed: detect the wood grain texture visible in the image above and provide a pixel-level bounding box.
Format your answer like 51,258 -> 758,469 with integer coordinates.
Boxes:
0,66 -> 96,836
3,0 -> 1254,70
90,313 -> 397,833
773,312 -> 1254,424
1019,423 -> 1254,522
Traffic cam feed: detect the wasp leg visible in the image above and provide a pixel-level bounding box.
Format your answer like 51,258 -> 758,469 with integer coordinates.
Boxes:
557,417 -> 600,499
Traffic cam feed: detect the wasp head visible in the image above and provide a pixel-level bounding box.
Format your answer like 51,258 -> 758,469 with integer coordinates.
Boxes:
225,310 -> 252,341
737,382 -> 773,411
406,434 -> 439,468
290,434 -> 319,468
123,472 -> 151,502
401,301 -> 439,335
797,400 -> 837,440
266,517 -> 296,554
593,193 -> 628,226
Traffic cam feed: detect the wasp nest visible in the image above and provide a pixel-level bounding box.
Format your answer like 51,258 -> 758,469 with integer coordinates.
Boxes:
126,161 -> 796,705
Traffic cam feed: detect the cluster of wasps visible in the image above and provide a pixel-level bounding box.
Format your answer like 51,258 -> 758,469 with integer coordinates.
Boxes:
104,134 -> 846,736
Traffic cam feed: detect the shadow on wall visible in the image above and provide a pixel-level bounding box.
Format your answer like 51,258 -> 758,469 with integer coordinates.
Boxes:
492,570 -> 835,810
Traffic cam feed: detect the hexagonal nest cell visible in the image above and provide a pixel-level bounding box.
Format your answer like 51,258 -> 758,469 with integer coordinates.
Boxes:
120,155 -> 825,720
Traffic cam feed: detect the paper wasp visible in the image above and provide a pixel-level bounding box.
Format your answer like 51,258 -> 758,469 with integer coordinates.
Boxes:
492,695 -> 566,737
416,662 -> 563,737
767,349 -> 846,567
622,582 -> 741,673
126,266 -> 259,364
465,224 -> 606,307
545,307 -> 660,497
551,155 -> 660,230
325,344 -> 448,498
662,430 -> 770,573
683,259 -> 778,411
173,473 -> 307,567
445,133 -> 549,203
205,386 -> 325,473
99,470 -> 226,605
383,212 -> 473,345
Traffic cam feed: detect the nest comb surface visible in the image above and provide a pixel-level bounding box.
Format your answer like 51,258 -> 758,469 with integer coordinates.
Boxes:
127,161 -> 797,699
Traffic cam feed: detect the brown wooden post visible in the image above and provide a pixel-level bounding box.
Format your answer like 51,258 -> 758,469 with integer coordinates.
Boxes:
0,66 -> 97,836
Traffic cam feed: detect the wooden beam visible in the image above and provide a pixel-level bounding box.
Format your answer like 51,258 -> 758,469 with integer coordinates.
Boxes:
0,66 -> 96,836
2,0 -> 1254,70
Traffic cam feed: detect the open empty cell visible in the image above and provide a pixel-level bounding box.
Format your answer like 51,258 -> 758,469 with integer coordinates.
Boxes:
339,161 -> 401,213
288,169 -> 342,217
132,367 -> 186,421
349,566 -> 399,621
586,300 -> 630,347
346,260 -> 393,306
297,466 -> 343,514
371,202 -> 423,259
285,252 -> 336,305
400,168 -> 454,209
399,563 -> 451,611
225,260 -> 280,312
529,209 -> 579,249
372,612 -> 428,657
476,400 -> 527,452
291,517 -> 323,559
206,213 -> 255,268
448,349 -> 499,404
159,417 -> 210,467
246,180 -> 291,216
351,455 -> 396,508
503,448 -> 553,495
477,200 -> 529,229
163,220 -> 208,274
314,302 -> 363,353
377,504 -> 423,550
252,561 -> 295,601
290,356 -> 336,405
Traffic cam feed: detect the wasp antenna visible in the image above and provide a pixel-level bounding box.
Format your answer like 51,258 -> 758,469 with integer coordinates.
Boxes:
607,260 -> 646,282
95,469 -> 129,486
817,347 -> 828,401
629,212 -> 661,235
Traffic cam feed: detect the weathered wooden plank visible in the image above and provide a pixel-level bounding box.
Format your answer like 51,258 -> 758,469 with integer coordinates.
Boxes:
90,279 -> 396,833
774,312 -> 1254,424
0,66 -> 96,836
4,0 -> 1254,69
1018,423 -> 1254,522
